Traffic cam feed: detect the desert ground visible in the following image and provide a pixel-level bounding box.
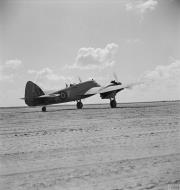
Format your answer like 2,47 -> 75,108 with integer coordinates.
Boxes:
0,101 -> 180,190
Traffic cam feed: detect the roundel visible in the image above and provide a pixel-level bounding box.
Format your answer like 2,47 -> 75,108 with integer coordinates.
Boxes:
59,91 -> 67,99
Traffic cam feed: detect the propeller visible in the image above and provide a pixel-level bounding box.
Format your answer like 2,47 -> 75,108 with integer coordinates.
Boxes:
111,72 -> 122,85
65,78 -> 73,87
78,76 -> 82,83
113,72 -> 119,83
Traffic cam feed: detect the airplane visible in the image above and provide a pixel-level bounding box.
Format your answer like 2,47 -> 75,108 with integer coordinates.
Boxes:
23,76 -> 132,112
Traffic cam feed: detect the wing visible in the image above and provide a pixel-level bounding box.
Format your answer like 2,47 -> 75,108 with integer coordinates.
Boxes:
99,84 -> 127,94
84,87 -> 102,95
84,83 -> 132,95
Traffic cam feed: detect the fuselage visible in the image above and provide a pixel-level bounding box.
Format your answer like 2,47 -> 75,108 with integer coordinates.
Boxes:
27,80 -> 100,106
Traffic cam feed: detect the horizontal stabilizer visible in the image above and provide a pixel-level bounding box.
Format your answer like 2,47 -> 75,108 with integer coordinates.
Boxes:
39,94 -> 59,98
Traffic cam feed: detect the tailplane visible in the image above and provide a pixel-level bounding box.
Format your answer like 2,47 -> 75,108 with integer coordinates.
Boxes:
25,81 -> 45,106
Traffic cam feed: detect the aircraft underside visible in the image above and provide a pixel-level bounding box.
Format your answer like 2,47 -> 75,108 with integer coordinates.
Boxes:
40,92 -> 118,112
39,95 -> 93,112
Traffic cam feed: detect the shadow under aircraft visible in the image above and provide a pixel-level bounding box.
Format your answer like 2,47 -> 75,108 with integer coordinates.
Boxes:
23,76 -> 133,112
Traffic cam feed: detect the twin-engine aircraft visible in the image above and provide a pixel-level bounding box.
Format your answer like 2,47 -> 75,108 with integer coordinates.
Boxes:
24,77 -> 132,112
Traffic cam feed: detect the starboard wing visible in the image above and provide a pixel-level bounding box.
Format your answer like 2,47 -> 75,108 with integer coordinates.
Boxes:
84,83 -> 133,95
98,84 -> 130,94
84,87 -> 102,95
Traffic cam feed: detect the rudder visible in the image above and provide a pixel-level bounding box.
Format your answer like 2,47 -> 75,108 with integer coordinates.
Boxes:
25,81 -> 45,106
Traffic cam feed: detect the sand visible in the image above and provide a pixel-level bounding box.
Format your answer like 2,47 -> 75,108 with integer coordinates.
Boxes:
0,101 -> 180,190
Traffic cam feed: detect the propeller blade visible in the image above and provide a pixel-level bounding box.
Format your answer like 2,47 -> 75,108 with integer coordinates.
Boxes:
78,76 -> 82,83
113,72 -> 119,82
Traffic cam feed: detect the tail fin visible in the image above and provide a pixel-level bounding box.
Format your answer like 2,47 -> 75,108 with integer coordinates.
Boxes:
25,81 -> 45,106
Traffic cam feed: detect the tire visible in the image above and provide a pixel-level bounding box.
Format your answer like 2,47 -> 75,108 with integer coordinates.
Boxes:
110,100 -> 117,108
42,106 -> 46,112
77,101 -> 83,109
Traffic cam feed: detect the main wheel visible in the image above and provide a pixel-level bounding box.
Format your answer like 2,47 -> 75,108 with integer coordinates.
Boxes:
110,100 -> 117,108
77,101 -> 83,109
42,106 -> 46,112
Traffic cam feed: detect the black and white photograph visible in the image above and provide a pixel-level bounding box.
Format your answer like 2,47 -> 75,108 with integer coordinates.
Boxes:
0,0 -> 180,189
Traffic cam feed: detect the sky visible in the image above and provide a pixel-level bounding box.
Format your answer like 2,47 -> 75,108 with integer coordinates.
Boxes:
0,0 -> 180,107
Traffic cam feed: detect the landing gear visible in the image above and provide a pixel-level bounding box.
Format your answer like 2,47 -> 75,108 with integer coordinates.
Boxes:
42,106 -> 46,112
76,101 -> 83,109
110,99 -> 117,108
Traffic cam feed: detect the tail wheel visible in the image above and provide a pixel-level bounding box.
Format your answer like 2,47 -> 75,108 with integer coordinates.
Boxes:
110,99 -> 117,108
42,106 -> 46,112
77,101 -> 83,109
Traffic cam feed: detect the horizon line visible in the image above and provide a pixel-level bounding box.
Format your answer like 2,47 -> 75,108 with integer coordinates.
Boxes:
0,99 -> 179,109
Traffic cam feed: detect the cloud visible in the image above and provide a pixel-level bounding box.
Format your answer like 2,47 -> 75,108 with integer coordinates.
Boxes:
140,60 -> 180,83
125,0 -> 158,18
66,43 -> 119,70
28,67 -> 64,81
119,60 -> 180,103
131,60 -> 180,100
0,59 -> 22,81
126,38 -> 143,44
5,59 -> 22,68
28,67 -> 70,90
